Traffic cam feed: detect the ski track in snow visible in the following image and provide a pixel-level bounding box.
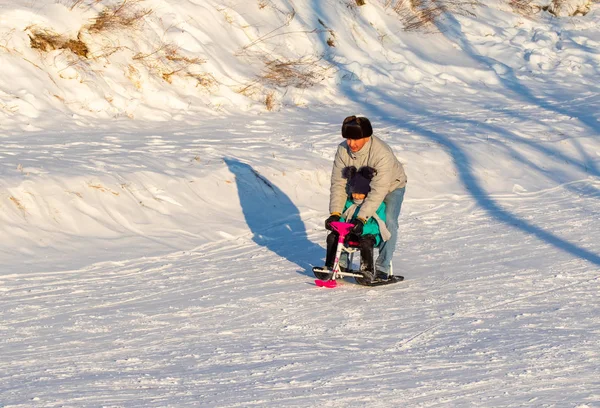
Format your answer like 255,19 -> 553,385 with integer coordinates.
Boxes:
2,183 -> 599,407
1,107 -> 599,406
1,105 -> 600,406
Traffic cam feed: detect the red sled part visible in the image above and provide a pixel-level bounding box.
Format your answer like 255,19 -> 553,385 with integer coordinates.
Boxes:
315,279 -> 337,288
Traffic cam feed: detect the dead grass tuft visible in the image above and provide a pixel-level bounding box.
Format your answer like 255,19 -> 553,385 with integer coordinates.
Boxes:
28,28 -> 63,51
133,42 -> 213,88
28,27 -> 89,57
318,19 -> 336,47
386,0 -> 480,32
260,56 -> 331,88
87,0 -> 152,33
9,196 -> 27,213
507,0 -> 536,15
187,72 -> 218,90
508,0 -> 596,16
88,182 -> 120,196
63,37 -> 89,57
60,0 -> 103,11
265,91 -> 276,111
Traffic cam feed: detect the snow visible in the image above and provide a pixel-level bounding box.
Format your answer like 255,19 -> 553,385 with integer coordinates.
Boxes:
1,0 -> 600,406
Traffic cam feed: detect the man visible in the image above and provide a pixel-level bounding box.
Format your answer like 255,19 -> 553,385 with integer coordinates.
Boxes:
325,115 -> 407,280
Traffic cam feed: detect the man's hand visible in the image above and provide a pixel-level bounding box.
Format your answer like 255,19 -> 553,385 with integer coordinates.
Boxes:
325,213 -> 341,231
350,217 -> 366,235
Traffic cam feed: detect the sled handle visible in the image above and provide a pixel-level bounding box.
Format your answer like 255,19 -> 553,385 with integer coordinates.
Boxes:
329,221 -> 354,238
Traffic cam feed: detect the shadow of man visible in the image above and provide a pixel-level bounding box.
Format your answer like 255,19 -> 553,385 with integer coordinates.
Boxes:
224,158 -> 323,276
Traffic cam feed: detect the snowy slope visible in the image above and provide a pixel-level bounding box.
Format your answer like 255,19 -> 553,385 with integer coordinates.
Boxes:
1,0 -> 600,407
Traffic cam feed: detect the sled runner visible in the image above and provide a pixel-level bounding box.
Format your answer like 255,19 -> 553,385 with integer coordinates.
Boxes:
312,221 -> 404,288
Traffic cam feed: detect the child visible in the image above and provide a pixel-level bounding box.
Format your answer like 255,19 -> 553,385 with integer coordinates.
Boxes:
324,166 -> 390,282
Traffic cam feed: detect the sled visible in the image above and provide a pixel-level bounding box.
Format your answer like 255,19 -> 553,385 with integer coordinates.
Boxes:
313,221 -> 404,288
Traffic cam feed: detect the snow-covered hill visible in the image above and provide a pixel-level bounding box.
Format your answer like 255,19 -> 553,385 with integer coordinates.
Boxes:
1,1 -> 599,407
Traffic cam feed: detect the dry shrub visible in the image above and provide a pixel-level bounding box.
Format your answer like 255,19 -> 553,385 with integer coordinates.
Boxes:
134,43 -> 215,88
27,1 -> 215,90
87,0 -> 152,33
235,55 -> 330,104
235,81 -> 261,99
28,27 -> 89,57
28,27 -> 63,51
265,91 -> 275,110
126,64 -> 143,89
63,37 -> 89,57
547,0 -> 595,16
61,0 -> 102,11
187,72 -> 218,90
27,0 -> 152,57
386,0 -> 480,31
318,18 -> 336,47
508,0 -> 596,16
238,9 -> 297,53
260,56 -> 331,88
508,0 -> 538,15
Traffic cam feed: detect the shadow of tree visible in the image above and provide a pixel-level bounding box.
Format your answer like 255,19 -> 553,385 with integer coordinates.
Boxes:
439,13 -> 600,177
343,83 -> 600,266
291,2 -> 600,266
402,105 -> 600,199
224,158 -> 323,276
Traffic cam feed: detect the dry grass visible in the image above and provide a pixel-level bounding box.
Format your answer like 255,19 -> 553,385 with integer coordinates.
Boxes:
28,27 -> 63,51
265,91 -> 275,111
28,1 -> 215,92
548,0 -> 596,16
386,0 -> 480,31
61,0 -> 102,11
125,64 -> 143,89
508,0 -> 538,15
9,196 -> 27,213
133,42 -> 213,87
235,55 -> 331,107
508,0 -> 597,16
260,56 -> 331,88
0,101 -> 19,114
28,0 -> 151,58
239,9 -> 297,52
186,72 -> 218,90
318,19 -> 336,47
87,0 -> 151,33
28,27 -> 89,57
88,182 -> 120,196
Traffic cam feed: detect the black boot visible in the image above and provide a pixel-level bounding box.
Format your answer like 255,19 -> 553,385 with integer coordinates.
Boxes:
325,232 -> 350,272
358,235 -> 376,283
325,232 -> 339,269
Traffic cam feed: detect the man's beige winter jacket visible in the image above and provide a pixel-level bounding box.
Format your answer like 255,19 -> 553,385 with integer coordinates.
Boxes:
329,135 -> 407,220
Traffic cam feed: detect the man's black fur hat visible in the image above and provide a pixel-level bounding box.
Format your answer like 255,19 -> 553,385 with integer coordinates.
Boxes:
341,115 -> 373,140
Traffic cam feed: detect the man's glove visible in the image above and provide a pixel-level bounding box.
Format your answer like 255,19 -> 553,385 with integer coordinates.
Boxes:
325,213 -> 341,231
350,217 -> 366,235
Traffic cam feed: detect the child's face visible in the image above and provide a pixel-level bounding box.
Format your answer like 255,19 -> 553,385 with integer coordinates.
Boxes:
352,192 -> 366,200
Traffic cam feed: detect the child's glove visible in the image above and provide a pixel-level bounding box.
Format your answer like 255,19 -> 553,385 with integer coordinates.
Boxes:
350,217 -> 366,235
325,213 -> 341,230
